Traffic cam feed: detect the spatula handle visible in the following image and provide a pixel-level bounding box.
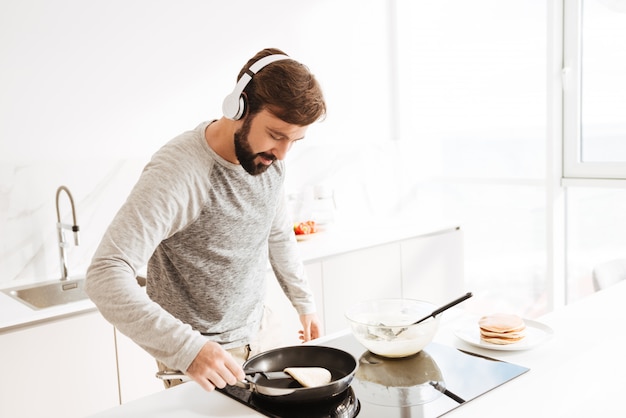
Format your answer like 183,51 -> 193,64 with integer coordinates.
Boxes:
431,292 -> 473,317
414,292 -> 473,325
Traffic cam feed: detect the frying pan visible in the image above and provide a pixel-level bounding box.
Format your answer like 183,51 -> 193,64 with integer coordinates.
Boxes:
157,345 -> 357,403
239,345 -> 357,402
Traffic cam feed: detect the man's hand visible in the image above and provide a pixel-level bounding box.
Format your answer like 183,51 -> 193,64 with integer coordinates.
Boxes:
298,313 -> 322,342
185,341 -> 246,392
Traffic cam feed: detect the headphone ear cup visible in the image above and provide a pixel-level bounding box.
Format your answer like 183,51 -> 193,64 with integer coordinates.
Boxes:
222,54 -> 290,120
222,92 -> 244,120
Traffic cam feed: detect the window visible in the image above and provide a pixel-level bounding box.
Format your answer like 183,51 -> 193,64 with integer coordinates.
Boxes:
562,0 -> 626,303
566,187 -> 626,300
563,0 -> 626,179
394,0 -> 549,316
390,0 -> 625,314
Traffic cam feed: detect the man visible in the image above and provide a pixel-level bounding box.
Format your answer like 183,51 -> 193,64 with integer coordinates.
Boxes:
85,47 -> 325,392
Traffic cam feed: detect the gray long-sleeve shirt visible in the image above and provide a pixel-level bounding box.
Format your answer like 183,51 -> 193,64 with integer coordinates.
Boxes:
86,121 -> 316,372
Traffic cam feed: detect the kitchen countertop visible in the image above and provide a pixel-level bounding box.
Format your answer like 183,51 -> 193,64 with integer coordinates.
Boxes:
0,220 -> 459,332
291,219 -> 459,262
88,279 -> 626,418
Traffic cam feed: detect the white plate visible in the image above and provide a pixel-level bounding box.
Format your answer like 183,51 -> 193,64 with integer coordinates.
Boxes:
454,319 -> 554,351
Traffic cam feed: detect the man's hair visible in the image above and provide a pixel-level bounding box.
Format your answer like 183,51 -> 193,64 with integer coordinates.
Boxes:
237,48 -> 326,126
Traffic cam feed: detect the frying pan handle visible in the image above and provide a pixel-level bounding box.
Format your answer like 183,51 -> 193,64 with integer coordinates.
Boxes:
156,370 -> 253,390
234,379 -> 252,390
155,370 -> 191,382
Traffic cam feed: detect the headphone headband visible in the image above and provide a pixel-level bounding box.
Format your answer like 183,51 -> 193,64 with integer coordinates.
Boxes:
222,54 -> 291,120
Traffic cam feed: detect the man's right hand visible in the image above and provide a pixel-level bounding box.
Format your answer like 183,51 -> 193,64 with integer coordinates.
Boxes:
185,341 -> 246,392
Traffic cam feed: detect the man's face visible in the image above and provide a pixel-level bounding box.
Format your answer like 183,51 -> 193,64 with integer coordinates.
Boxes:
234,109 -> 308,175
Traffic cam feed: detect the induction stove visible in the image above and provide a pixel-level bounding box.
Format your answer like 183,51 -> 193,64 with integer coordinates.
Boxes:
217,332 -> 529,417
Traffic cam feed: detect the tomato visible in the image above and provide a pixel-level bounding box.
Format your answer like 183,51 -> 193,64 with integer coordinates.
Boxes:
294,220 -> 316,235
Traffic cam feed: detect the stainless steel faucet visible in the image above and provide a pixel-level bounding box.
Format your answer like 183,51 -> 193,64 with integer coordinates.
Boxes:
56,186 -> 80,280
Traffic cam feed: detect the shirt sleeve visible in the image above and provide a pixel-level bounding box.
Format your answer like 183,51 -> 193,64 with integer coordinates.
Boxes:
85,149 -> 209,372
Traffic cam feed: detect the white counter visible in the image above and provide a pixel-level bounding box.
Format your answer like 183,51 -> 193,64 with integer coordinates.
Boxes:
292,220 -> 459,262
89,279 -> 626,418
0,220 -> 458,331
443,279 -> 626,418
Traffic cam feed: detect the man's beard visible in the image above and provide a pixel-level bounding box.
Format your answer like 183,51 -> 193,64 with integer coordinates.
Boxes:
234,116 -> 276,175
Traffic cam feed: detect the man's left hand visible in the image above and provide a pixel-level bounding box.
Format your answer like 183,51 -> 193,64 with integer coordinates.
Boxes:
298,313 -> 322,342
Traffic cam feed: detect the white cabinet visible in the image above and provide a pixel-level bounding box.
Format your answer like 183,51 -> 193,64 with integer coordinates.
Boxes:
269,227 -> 464,336
0,311 -> 119,418
306,262 -> 325,331
0,311 -> 165,418
401,227 -> 464,304
265,263 -> 324,346
321,242 -> 403,333
115,328 -> 165,404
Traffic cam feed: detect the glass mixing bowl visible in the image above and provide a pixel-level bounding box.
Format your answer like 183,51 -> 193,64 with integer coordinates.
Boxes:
345,298 -> 441,358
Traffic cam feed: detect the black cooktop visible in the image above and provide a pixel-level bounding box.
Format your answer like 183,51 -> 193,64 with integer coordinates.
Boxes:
218,333 -> 529,417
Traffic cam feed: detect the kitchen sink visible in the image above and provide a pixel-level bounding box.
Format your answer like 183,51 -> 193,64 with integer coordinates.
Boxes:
2,277 -> 90,310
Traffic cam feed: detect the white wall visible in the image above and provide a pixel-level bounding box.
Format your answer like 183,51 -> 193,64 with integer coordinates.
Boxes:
0,0 -> 398,284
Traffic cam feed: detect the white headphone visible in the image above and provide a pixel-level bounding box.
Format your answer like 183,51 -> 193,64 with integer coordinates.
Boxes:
222,54 -> 291,120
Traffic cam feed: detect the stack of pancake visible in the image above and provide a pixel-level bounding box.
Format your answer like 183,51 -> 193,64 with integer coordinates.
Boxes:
478,313 -> 526,345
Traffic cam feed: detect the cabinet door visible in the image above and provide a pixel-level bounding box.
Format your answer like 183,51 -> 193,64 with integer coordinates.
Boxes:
322,243 -> 402,334
265,262 -> 323,346
0,311 -> 119,418
115,328 -> 165,404
305,262 -> 325,333
400,228 -> 464,304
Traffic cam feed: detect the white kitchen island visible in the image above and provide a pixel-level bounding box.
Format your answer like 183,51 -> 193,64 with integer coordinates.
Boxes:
88,279 -> 626,418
